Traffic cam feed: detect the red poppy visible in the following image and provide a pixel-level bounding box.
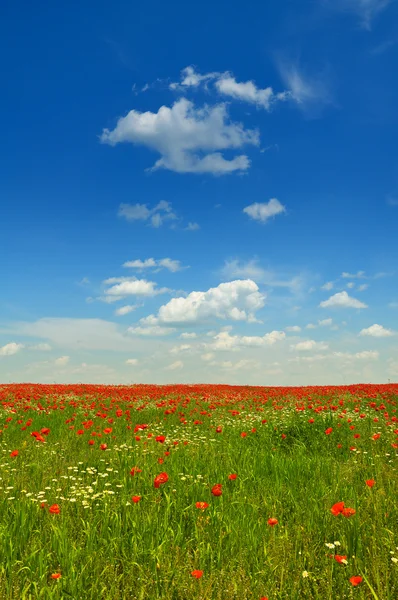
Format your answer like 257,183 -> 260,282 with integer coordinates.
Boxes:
131,496 -> 141,503
260,597 -> 269,600
88,440 -> 94,446
40,428 -> 50,435
354,434 -> 360,439
158,457 -> 164,464
154,472 -> 169,488
196,502 -> 209,509
365,479 -> 375,487
51,573 -> 62,579
77,430 -> 84,435
342,507 -> 356,518
156,435 -> 166,443
49,504 -> 60,514
130,467 -> 142,476
372,433 -> 380,440
241,432 -> 247,438
215,426 -> 222,433
308,419 -> 314,424
10,450 -> 18,457
330,501 -> 345,516
100,443 -> 107,450
349,576 -> 363,586
334,555 -> 347,564
325,427 -> 333,435
211,484 -> 223,497
267,518 -> 278,527
281,433 -> 286,439
228,474 -> 237,480
103,428 -> 112,434
191,570 -> 203,579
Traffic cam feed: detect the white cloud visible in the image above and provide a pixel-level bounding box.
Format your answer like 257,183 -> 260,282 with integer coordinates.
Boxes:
357,284 -> 368,292
164,360 -> 184,371
290,340 -> 329,351
215,74 -> 280,110
221,260 -> 304,294
319,291 -> 368,309
101,98 -> 259,175
306,323 -> 316,329
171,66 -> 289,111
389,301 -> 398,309
104,278 -> 170,298
208,329 -> 285,351
170,344 -> 191,354
123,257 -> 186,272
10,318 -> 159,352
243,198 -> 286,223
346,282 -> 355,289
285,325 -> 301,332
138,280 -> 265,327
118,201 -> 178,228
30,343 -> 52,351
170,66 -> 218,89
359,323 -> 394,337
126,358 -> 138,366
342,270 -> 366,279
54,356 -> 70,366
185,221 -> 200,231
114,305 -> 138,316
318,318 -> 333,327
128,325 -> 175,336
0,342 -> 24,356
201,352 -> 214,361
325,0 -> 391,29
333,350 -> 379,360
180,332 -> 197,339
277,63 -> 332,114
321,281 -> 334,291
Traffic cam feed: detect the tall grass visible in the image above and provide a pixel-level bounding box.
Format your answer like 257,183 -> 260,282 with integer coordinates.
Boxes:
0,385 -> 396,599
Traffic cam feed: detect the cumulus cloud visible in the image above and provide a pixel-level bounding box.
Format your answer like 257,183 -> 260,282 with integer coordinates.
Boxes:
170,344 -> 191,354
54,356 -> 70,366
342,270 -> 366,279
0,342 -> 24,356
137,280 -> 265,327
285,325 -> 301,332
243,198 -> 286,223
126,358 -> 138,365
101,98 -> 259,175
164,360 -> 184,371
207,329 -> 285,351
290,340 -> 329,351
180,332 -> 197,339
118,201 -> 178,228
359,324 -> 394,337
321,281 -> 334,291
319,291 -> 368,309
104,277 -> 170,299
123,257 -> 186,272
318,318 -> 333,326
114,305 -> 138,316
128,325 -> 175,336
333,350 -> 379,360
170,66 -> 289,110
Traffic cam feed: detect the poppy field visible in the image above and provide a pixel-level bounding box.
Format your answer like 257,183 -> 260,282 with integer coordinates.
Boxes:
0,383 -> 397,600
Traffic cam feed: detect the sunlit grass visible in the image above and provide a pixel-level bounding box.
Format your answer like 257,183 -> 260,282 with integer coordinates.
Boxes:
0,384 -> 397,599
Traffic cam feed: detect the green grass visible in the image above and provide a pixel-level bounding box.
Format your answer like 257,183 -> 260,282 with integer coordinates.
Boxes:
0,388 -> 397,599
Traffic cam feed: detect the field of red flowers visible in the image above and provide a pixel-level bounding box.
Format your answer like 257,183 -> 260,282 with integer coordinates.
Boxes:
0,383 -> 397,599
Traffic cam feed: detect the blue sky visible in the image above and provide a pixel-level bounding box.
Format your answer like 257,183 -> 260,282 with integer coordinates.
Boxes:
1,0 -> 398,384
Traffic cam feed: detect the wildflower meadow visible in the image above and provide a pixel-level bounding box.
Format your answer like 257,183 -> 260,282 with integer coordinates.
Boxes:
0,383 -> 397,599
